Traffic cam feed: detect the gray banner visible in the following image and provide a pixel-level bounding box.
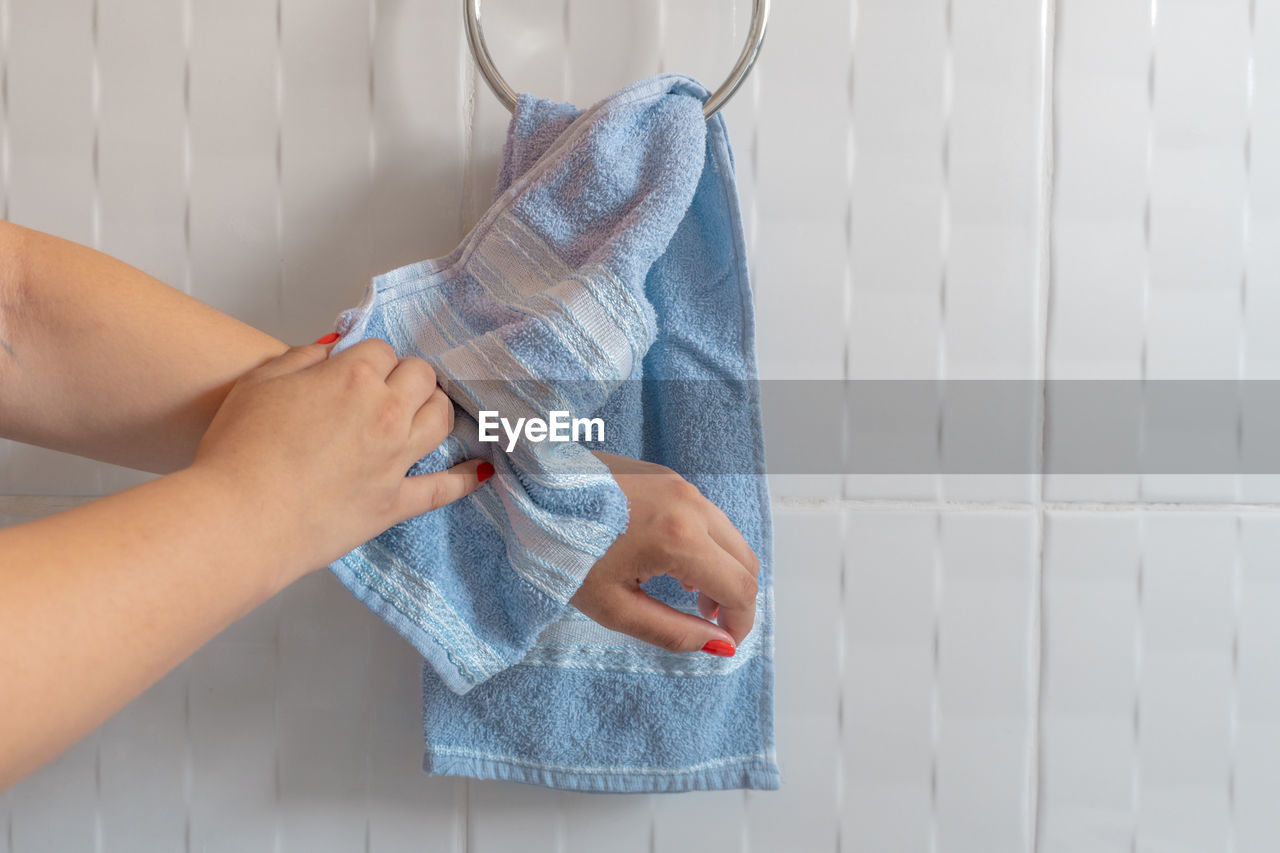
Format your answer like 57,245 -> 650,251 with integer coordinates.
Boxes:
452,380 -> 1280,474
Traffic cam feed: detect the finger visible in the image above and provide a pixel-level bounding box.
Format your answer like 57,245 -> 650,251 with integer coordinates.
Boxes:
250,342 -> 333,381
673,577 -> 720,620
384,356 -> 438,407
664,536 -> 757,645
700,500 -> 761,580
326,336 -> 400,378
392,457 -> 495,523
697,591 -> 720,622
408,387 -> 455,459
595,584 -> 736,655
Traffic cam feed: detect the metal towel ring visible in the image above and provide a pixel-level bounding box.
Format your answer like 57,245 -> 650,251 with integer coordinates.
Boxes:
464,0 -> 770,120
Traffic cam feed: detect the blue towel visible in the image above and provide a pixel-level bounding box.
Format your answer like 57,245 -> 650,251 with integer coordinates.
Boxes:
328,73 -> 778,793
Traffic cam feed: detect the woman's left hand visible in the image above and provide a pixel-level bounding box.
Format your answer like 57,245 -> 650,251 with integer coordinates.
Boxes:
569,451 -> 759,657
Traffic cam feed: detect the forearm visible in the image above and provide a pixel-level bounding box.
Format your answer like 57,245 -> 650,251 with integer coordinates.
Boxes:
0,221 -> 290,473
0,463 -> 307,789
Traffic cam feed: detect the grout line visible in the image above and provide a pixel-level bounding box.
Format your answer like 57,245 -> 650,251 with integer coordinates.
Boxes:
837,2 -> 857,849
0,0 -> 7,498
1,0 -> 9,223
1030,507 -> 1049,853
747,10 -> 760,311
1129,514 -> 1147,853
274,0 -> 285,335
1030,0 -> 1060,848
1227,514 -> 1243,853
181,0 -> 192,296
562,0 -> 572,101
1137,0 -> 1158,502
772,496 -> 1280,513
835,507 -> 849,853
555,791 -> 567,853
363,619 -> 373,853
182,654 -> 193,853
91,0 -> 101,252
273,596 -> 283,853
655,0 -> 664,76
367,0 -> 377,274
935,0 -> 954,508
90,0 -> 104,498
459,779 -> 470,853
1228,5 -> 1257,850
929,5 -> 956,836
928,15 -> 955,843
1131,5 -> 1158,841
841,0 -> 857,498
459,23 -> 477,238
647,795 -> 656,853
927,509 -> 945,853
94,731 -> 103,853
1236,0 -> 1255,503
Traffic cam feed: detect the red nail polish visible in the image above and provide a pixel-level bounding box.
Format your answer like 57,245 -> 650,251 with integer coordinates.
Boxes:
314,332 -> 340,345
710,605 -> 720,621
701,639 -> 736,657
477,461 -> 495,483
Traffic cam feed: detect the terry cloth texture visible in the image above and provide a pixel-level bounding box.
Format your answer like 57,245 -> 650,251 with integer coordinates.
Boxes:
327,73 -> 778,793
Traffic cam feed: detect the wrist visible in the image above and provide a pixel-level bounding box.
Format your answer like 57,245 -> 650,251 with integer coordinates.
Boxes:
176,461 -> 318,597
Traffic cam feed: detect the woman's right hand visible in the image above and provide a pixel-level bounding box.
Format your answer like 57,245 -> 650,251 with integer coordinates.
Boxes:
190,336 -> 492,585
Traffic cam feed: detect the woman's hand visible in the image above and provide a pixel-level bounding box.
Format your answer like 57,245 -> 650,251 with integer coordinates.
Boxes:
571,451 -> 760,656
191,336 -> 492,583
0,333 -> 495,789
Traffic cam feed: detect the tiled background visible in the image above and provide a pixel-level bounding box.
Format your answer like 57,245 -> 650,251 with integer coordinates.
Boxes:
3,0 -> 1278,850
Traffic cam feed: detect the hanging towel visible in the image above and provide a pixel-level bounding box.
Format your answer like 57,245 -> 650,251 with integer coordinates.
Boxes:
327,73 -> 778,793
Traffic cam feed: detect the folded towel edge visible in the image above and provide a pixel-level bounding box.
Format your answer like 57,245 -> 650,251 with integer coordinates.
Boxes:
329,552 -> 511,695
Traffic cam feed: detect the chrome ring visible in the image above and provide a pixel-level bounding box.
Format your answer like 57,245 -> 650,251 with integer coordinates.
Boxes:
463,0 -> 770,120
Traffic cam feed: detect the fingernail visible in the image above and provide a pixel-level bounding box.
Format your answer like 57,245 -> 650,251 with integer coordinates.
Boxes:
701,639 -> 735,657
477,461 -> 495,483
710,605 -> 720,620
313,332 -> 340,345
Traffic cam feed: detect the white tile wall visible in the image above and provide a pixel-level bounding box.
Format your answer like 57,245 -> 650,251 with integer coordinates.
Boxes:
4,0 -> 1278,850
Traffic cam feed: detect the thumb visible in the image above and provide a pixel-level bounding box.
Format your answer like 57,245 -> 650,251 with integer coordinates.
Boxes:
392,457 -> 495,523
599,586 -> 737,656
251,339 -> 335,381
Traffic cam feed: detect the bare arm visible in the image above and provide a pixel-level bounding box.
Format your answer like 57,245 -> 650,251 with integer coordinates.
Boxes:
0,220 -> 291,473
0,334 -> 490,790
1,464 -> 326,789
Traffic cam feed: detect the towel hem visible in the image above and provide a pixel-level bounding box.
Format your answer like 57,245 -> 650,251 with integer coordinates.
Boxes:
423,751 -> 781,794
